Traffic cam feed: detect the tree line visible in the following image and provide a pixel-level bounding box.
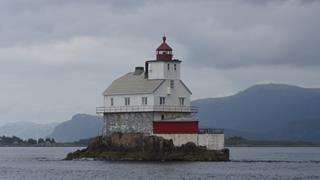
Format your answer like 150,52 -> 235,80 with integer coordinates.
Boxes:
0,136 -> 56,146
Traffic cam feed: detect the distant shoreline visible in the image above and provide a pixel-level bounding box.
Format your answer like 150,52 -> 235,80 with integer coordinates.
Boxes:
0,144 -> 86,147
225,137 -> 320,147
2,135 -> 320,148
1,144 -> 320,148
226,145 -> 320,147
0,135 -> 89,147
0,143 -> 320,148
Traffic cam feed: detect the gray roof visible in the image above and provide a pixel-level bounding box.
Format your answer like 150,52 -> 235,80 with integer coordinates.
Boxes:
103,72 -> 165,95
180,80 -> 192,95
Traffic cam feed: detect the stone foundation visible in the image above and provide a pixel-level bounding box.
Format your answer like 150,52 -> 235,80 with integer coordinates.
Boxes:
104,112 -> 154,136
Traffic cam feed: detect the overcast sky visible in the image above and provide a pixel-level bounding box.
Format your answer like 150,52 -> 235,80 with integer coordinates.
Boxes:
1,0 -> 320,124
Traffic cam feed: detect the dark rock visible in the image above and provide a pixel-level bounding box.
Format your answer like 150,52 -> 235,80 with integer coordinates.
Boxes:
180,142 -> 197,152
65,133 -> 229,161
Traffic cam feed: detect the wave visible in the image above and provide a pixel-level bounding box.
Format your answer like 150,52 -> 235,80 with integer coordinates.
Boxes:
231,160 -> 320,164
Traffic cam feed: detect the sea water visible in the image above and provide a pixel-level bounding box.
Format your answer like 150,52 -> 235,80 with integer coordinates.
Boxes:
0,147 -> 319,180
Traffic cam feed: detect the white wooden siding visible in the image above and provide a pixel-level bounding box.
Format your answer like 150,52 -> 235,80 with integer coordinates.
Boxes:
148,61 -> 180,80
104,94 -> 154,107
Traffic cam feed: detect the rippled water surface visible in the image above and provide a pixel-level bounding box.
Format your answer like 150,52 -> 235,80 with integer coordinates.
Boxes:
0,147 -> 319,180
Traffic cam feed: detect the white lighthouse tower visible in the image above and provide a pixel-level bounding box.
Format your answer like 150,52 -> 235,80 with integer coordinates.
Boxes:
145,36 -> 181,80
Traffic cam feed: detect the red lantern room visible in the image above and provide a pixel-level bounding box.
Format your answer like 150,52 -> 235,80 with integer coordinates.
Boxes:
156,36 -> 173,61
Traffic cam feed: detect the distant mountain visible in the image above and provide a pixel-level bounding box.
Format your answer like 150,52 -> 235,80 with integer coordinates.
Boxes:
269,118 -> 320,142
192,84 -> 320,142
0,121 -> 58,139
2,83 -> 319,142
49,114 -> 103,142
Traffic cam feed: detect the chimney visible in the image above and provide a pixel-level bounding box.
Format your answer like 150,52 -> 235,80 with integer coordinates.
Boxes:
133,66 -> 144,75
144,62 -> 149,79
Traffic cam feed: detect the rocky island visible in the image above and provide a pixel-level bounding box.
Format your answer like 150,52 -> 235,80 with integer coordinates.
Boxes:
65,37 -> 230,161
65,133 -> 229,161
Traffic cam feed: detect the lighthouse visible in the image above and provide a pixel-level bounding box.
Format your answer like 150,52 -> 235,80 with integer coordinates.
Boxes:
97,36 -> 224,150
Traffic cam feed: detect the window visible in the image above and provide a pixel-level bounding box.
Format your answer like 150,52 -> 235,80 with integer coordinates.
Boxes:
160,97 -> 166,105
167,64 -> 170,70
142,97 -> 148,105
125,97 -> 130,106
174,64 -> 177,71
170,80 -> 174,89
110,98 -> 114,106
161,115 -> 165,120
179,97 -> 185,106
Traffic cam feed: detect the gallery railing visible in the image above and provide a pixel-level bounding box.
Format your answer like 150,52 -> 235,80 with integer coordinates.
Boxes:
198,128 -> 224,134
96,105 -> 198,113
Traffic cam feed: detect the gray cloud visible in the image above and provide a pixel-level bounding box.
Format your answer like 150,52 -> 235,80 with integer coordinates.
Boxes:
1,1 -> 319,68
0,0 -> 320,124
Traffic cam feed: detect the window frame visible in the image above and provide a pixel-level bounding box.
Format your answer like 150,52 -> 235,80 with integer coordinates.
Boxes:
160,97 -> 166,105
110,98 -> 114,106
179,97 -> 185,106
142,97 -> 148,105
124,97 -> 130,106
